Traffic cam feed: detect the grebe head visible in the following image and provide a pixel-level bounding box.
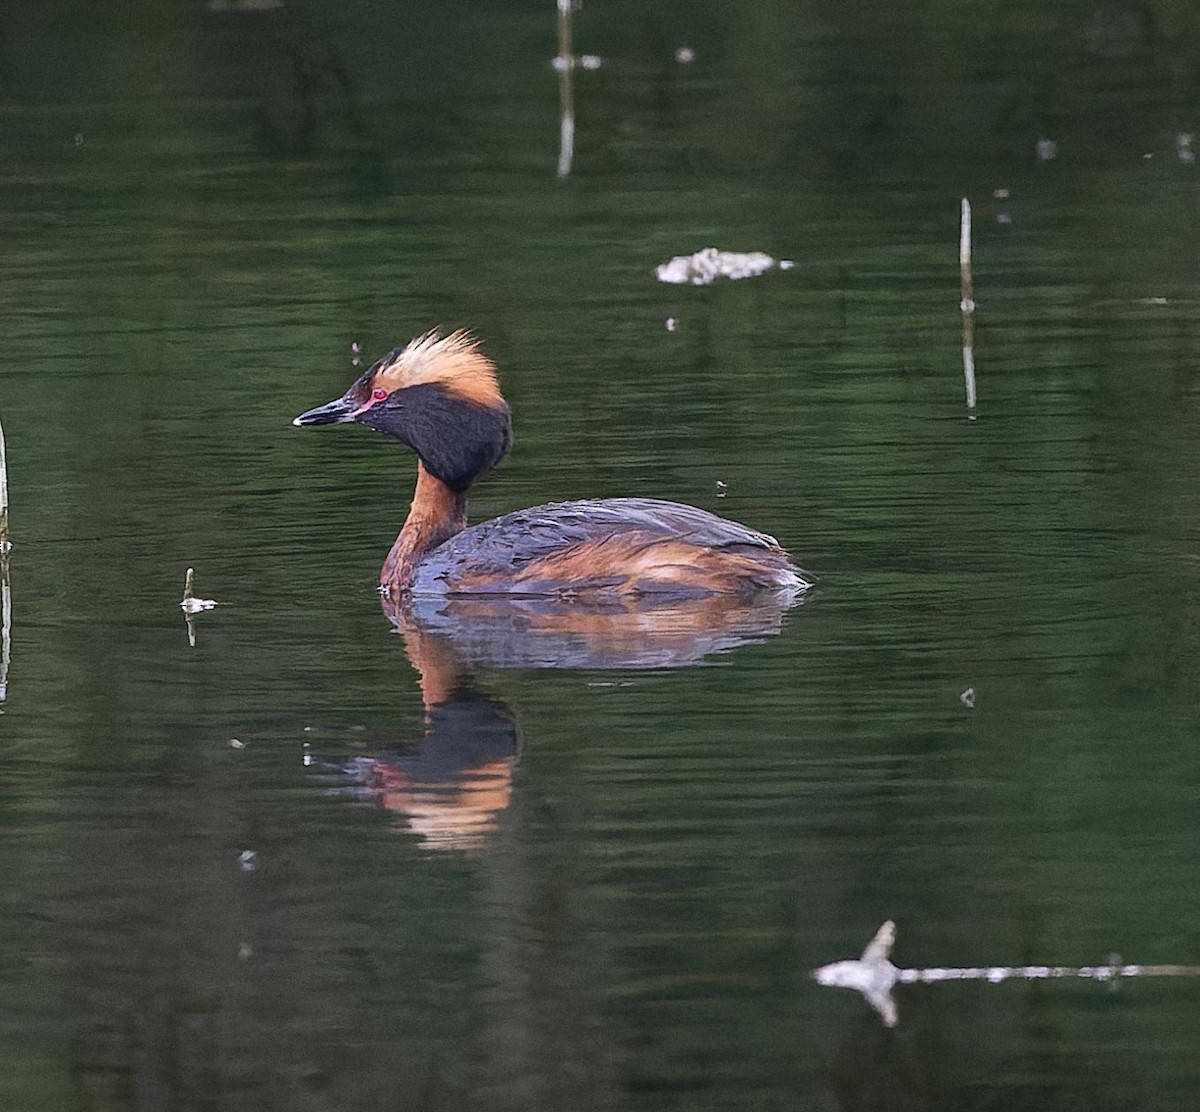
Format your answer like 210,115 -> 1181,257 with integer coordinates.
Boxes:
293,330 -> 512,492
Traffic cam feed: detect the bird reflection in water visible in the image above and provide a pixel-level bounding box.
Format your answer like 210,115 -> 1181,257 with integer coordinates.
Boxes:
383,585 -> 804,671
328,623 -> 520,854
325,588 -> 804,852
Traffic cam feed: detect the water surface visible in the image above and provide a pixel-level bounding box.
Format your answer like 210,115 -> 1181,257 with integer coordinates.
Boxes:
2,3 -> 1200,1109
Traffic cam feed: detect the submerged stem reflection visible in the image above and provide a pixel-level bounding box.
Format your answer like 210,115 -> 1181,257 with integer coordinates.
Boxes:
0,416 -> 9,705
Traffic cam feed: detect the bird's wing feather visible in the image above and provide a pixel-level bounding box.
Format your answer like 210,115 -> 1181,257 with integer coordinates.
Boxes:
447,498 -> 780,563
408,498 -> 793,595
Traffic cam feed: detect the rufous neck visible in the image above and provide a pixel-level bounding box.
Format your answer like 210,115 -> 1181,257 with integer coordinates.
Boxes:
398,624 -> 462,712
381,462 -> 467,596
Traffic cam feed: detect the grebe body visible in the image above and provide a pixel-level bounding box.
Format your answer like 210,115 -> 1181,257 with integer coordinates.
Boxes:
406,497 -> 804,597
294,332 -> 809,599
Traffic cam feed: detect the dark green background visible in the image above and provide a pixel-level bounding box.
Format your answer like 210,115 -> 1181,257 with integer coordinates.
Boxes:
2,2 -> 1199,1109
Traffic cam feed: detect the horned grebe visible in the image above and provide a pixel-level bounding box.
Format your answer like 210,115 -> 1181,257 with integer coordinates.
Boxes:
294,331 -> 809,599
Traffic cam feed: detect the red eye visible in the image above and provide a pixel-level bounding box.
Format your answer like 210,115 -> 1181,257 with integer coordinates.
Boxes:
371,388 -> 388,401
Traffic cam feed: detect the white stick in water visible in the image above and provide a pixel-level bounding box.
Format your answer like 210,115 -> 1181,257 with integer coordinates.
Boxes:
0,416 -> 9,703
960,198 -> 977,411
556,0 -> 575,178
181,567 -> 219,648
0,415 -> 9,553
960,197 -> 974,313
813,921 -> 1200,1028
181,568 -> 219,614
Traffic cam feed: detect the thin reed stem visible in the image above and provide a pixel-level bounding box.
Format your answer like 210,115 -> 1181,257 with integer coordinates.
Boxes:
0,416 -> 9,553
0,415 -> 9,702
959,197 -> 974,313
556,0 -> 575,178
960,198 -> 977,411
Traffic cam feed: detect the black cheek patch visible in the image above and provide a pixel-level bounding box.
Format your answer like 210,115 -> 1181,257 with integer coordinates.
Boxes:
360,384 -> 512,492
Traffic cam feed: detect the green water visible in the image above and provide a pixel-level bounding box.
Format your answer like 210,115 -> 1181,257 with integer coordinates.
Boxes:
2,2 -> 1200,1109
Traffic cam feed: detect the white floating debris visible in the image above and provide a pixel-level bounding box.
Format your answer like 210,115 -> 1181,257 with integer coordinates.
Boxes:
551,54 -> 603,72
715,480 -> 727,498
813,920 -> 1200,1028
812,921 -> 900,1027
180,597 -> 217,614
674,46 -> 695,64
665,317 -> 679,332
238,850 -> 257,873
1178,133 -> 1195,164
993,187 -> 1010,199
180,568 -> 218,613
230,738 -> 245,749
237,942 -> 253,960
303,742 -> 313,767
960,687 -> 975,708
1036,137 -> 1058,162
655,247 -> 788,286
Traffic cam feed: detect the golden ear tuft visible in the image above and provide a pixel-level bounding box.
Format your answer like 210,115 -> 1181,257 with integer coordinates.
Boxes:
372,330 -> 504,408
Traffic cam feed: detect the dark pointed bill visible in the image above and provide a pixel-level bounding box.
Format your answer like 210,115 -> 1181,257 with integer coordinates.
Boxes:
293,396 -> 359,427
